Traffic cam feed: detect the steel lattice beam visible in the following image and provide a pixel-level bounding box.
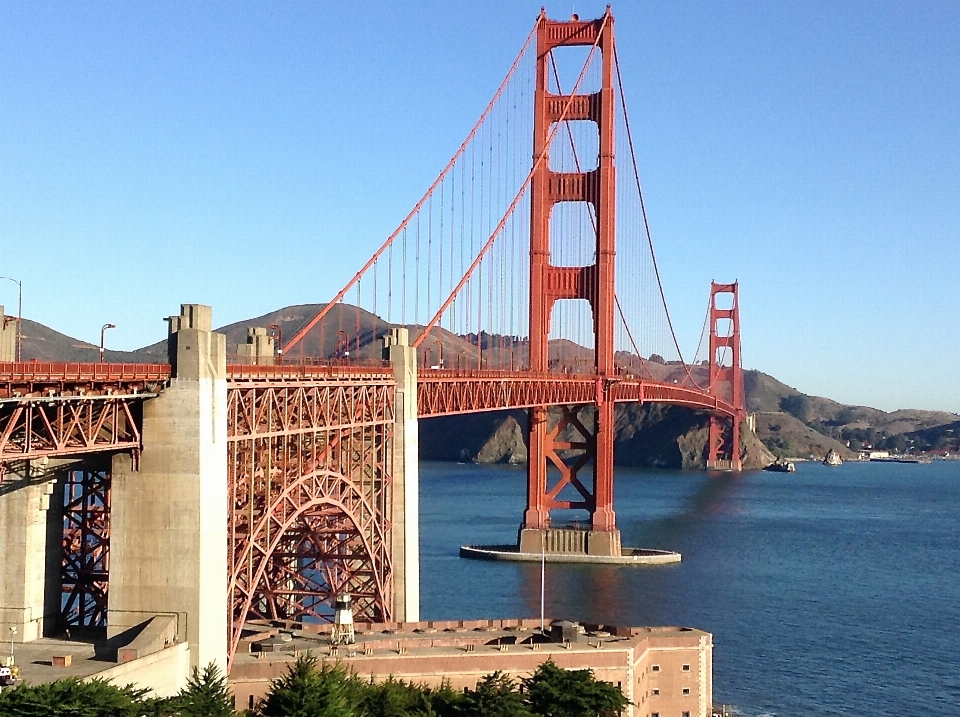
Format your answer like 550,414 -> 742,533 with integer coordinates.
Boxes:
61,467 -> 111,628
227,379 -> 395,666
0,362 -> 168,478
417,370 -> 740,418
0,398 -> 146,465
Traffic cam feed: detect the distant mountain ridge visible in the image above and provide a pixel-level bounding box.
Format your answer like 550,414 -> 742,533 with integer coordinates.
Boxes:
11,305 -> 957,462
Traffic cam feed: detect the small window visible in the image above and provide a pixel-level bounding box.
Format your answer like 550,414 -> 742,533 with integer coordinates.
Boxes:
682,687 -> 691,695
682,663 -> 691,671
651,688 -> 660,696
651,664 -> 660,672
651,713 -> 660,717
683,712 -> 691,717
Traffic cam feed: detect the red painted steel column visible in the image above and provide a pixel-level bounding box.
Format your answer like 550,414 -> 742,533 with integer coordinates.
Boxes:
524,11 -> 552,531
528,10 -> 550,375
524,406 -> 549,529
591,12 -> 617,531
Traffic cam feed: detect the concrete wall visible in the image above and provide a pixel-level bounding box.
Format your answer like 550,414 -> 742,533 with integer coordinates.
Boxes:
108,305 -> 228,673
383,328 -> 419,623
90,642 -> 190,698
0,462 -> 64,642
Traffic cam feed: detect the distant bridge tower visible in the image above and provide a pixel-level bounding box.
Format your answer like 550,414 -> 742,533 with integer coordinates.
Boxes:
707,282 -> 745,471
520,9 -> 621,556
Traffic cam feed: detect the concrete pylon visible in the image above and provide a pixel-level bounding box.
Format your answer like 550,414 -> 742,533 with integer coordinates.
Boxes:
382,328 -> 419,623
108,305 -> 227,672
0,305 -> 16,362
0,461 -> 64,642
235,327 -> 275,365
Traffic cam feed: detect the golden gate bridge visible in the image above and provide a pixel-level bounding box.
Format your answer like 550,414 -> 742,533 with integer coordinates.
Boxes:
0,9 -> 744,670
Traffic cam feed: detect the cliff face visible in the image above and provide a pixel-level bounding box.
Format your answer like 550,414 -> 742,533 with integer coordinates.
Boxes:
420,404 -> 774,470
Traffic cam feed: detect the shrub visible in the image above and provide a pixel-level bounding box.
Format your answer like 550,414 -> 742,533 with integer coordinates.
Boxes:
0,677 -> 151,717
522,661 -> 628,717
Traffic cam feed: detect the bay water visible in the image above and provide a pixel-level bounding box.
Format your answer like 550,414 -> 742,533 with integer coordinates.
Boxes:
419,460 -> 960,716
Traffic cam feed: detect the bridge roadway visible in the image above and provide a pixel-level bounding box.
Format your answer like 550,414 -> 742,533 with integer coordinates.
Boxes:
0,361 -> 738,465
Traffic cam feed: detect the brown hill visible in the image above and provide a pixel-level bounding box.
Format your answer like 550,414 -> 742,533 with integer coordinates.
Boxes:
753,413 -> 855,460
16,318 -> 155,363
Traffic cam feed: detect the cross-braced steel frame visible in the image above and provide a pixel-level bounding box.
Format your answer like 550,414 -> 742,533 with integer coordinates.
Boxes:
227,376 -> 395,664
0,362 -> 167,480
61,466 -> 111,628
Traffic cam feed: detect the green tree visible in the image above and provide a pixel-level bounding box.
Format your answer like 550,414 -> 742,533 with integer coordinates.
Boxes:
421,682 -> 463,717
459,672 -> 530,717
779,394 -> 811,423
521,661 -> 628,717
256,653 -> 363,717
882,433 -> 908,453
363,678 -> 435,717
169,663 -> 234,717
0,677 -> 150,717
835,407 -> 856,425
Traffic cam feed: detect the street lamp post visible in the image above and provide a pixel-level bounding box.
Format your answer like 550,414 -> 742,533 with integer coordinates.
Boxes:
268,324 -> 282,362
100,324 -> 116,363
335,330 -> 349,361
0,276 -> 22,362
8,626 -> 15,665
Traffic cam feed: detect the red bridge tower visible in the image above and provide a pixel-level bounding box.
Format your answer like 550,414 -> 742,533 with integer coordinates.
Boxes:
521,9 -> 621,556
707,281 -> 746,471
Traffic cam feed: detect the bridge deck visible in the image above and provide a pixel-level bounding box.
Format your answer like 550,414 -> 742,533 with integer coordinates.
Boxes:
0,362 -> 736,417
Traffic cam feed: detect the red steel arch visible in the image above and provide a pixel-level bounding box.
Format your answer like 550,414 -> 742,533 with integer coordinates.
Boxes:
226,376 -> 395,666
228,470 -> 392,665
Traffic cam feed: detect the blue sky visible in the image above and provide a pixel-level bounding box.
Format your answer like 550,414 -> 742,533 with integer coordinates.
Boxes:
1,1 -> 958,413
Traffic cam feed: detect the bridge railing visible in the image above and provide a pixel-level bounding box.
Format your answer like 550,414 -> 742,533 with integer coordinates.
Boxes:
226,361 -> 392,383
0,361 -> 171,383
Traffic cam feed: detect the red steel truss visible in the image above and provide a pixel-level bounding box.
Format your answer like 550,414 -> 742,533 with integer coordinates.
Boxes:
61,466 -> 111,628
0,362 -> 167,479
0,398 -> 145,468
417,370 -> 741,418
226,374 -> 396,665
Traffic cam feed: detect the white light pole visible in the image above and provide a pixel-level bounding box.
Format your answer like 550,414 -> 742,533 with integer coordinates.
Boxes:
100,323 -> 116,363
0,276 -> 22,362
540,531 -> 546,635
8,626 -> 15,665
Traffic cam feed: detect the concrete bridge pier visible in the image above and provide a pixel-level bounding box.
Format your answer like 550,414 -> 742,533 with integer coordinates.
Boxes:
0,305 -> 16,361
235,327 -> 275,365
108,305 -> 227,672
0,461 -> 64,643
383,328 -> 419,623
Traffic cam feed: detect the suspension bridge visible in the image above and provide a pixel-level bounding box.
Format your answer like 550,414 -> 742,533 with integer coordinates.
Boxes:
0,9 -> 744,672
